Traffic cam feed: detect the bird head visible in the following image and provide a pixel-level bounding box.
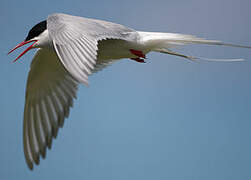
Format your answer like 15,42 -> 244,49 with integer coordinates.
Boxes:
8,20 -> 47,62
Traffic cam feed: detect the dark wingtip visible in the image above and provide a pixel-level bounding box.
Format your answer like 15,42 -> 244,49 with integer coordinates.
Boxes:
41,147 -> 47,159
34,155 -> 40,165
27,161 -> 34,171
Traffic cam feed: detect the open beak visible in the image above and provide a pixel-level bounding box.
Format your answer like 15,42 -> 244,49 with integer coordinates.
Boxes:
8,40 -> 37,62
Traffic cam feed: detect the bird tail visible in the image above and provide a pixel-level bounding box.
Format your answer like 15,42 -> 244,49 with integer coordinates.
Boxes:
138,31 -> 251,62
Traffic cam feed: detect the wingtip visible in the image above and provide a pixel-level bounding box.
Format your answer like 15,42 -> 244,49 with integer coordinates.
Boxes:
83,80 -> 89,87
33,155 -> 40,165
26,160 -> 34,171
41,148 -> 47,159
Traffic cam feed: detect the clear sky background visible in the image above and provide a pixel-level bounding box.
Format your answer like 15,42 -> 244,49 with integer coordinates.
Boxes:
1,0 -> 251,179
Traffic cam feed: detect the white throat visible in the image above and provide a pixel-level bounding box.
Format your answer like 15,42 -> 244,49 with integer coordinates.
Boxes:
33,29 -> 53,49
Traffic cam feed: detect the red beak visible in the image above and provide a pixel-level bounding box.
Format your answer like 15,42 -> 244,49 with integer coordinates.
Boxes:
8,40 -> 37,62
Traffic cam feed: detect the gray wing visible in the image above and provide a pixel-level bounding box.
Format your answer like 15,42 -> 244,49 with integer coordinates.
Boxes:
47,13 -> 138,85
24,48 -> 78,170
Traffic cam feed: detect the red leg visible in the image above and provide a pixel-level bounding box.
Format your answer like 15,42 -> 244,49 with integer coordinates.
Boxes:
130,49 -> 146,58
129,49 -> 146,63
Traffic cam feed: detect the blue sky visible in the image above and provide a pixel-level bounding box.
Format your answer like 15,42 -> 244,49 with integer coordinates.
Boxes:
1,0 -> 251,179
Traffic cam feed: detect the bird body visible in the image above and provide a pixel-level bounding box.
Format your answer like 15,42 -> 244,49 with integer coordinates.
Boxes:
8,13 -> 251,170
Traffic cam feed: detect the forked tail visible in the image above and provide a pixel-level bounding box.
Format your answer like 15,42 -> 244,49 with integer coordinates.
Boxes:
138,31 -> 251,62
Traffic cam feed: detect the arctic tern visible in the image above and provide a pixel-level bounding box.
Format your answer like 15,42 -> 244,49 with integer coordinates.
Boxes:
8,13 -> 251,170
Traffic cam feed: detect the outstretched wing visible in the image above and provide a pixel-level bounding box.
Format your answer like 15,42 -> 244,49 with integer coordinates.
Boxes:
23,48 -> 78,170
47,13 -> 138,85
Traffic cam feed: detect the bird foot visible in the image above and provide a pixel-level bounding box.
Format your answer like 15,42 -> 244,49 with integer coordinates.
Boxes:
129,49 -> 146,63
130,49 -> 145,58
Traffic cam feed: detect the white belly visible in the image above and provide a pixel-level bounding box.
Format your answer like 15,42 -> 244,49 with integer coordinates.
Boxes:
97,39 -> 149,61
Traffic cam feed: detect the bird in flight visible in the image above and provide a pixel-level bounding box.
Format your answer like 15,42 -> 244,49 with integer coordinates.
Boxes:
8,13 -> 251,170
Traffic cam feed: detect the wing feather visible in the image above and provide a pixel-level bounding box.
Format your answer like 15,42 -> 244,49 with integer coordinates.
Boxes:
28,106 -> 39,164
23,102 -> 34,170
34,104 -> 46,158
55,44 -> 88,84
39,99 -> 53,150
45,95 -> 59,139
23,48 -> 78,169
47,13 -> 138,84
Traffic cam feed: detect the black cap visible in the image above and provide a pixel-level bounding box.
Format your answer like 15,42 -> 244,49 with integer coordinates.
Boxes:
25,20 -> 47,41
